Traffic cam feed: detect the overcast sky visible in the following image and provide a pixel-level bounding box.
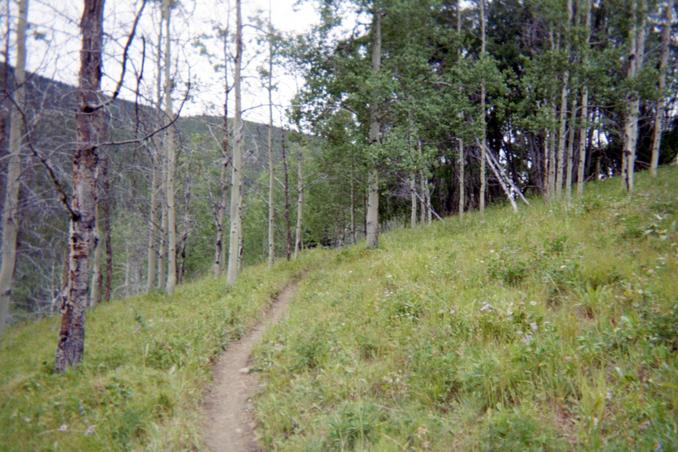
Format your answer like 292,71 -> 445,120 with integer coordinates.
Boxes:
13,0 -> 321,125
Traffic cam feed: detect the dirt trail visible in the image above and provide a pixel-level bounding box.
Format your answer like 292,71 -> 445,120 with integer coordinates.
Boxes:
202,281 -> 299,452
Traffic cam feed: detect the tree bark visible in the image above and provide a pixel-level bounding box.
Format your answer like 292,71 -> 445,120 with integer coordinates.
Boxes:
0,0 -> 10,162
267,6 -> 275,267
366,9 -> 381,248
410,173 -> 417,227
0,0 -> 28,335
177,174 -> 191,283
294,145 -> 303,258
457,0 -> 464,217
458,138 -> 465,216
146,14 -> 164,291
623,0 -> 646,192
650,1 -> 671,176
147,152 -> 160,289
576,0 -> 591,196
350,168 -> 356,242
565,95 -> 576,203
543,130 -> 549,198
55,0 -> 104,372
548,107 -> 557,198
556,0 -> 573,199
281,129 -> 292,260
226,0 -> 243,285
213,27 -> 230,277
162,0 -> 177,293
91,154 -> 109,306
103,159 -> 112,302
556,76 -> 569,198
157,189 -> 166,288
479,0 -> 487,213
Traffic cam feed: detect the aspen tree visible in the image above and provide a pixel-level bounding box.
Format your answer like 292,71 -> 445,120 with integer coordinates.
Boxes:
163,0 -> 177,293
147,10 -> 164,289
213,17 -> 230,277
478,0 -> 487,212
650,1 -> 671,177
623,0 -> 646,192
556,0 -> 572,198
226,0 -> 243,285
281,128 -> 292,260
365,7 -> 381,248
576,0 -> 591,196
0,0 -> 28,334
565,96 -> 576,203
267,0 -> 275,267
294,145 -> 303,258
409,173 -> 417,227
458,0 -> 464,217
55,0 -> 104,372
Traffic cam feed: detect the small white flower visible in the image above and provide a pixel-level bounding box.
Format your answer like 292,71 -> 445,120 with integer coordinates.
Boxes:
480,302 -> 493,312
59,424 -> 68,432
530,322 -> 538,332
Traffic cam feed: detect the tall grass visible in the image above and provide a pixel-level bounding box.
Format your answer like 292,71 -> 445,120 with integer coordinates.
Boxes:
0,251 -> 326,450
254,167 -> 678,450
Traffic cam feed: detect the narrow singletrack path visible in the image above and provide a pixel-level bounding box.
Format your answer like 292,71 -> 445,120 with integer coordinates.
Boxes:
202,281 -> 299,451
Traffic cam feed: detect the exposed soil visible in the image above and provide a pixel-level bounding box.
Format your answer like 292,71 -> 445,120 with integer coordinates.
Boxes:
202,281 -> 299,451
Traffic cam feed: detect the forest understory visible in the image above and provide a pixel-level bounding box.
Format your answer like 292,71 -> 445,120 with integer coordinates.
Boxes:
0,166 -> 676,450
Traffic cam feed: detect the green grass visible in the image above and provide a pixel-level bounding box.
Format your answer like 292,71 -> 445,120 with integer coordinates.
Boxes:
254,167 -> 678,450
0,251 -> 327,450
2,167 -> 676,451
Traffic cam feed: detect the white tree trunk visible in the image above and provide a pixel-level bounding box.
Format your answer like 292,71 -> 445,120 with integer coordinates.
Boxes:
266,4 -> 275,267
147,16 -> 164,291
365,9 -> 381,248
650,1 -> 671,177
556,0 -> 573,199
548,108 -> 557,198
576,86 -> 588,195
294,146 -> 303,258
162,0 -> 177,293
479,0 -> 487,213
458,138 -> 465,216
410,173 -> 417,228
226,0 -> 243,285
623,0 -> 646,193
147,153 -> 160,289
565,95 -> 576,203
0,0 -> 28,335
350,170 -> 356,243
576,0 -> 591,196
556,74 -> 569,198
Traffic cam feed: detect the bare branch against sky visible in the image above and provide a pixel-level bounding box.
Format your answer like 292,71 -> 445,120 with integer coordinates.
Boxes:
13,0 -> 319,124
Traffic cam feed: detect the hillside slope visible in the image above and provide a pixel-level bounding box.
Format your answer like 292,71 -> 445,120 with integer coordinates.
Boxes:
254,167 -> 677,450
0,253 -> 328,450
0,167 -> 675,451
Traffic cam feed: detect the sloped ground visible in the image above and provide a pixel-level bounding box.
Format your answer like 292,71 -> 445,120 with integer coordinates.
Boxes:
1,167 -> 676,451
203,280 -> 300,451
254,167 -> 677,450
0,254 -> 325,450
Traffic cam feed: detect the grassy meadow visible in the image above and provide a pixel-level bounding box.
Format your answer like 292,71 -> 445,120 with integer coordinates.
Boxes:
0,252 -> 326,450
0,167 -> 676,451
254,167 -> 677,450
